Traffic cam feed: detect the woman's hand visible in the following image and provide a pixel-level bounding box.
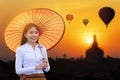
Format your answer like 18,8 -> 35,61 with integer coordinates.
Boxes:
35,58 -> 48,70
35,63 -> 48,70
42,58 -> 48,63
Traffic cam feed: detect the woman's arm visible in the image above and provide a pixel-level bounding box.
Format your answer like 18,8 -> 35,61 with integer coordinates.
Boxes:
42,46 -> 50,72
15,48 -> 36,75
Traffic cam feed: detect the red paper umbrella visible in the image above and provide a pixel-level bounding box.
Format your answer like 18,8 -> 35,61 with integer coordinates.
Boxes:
4,8 -> 65,53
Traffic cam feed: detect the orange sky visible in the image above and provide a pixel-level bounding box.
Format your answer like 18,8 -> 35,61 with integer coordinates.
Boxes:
0,0 -> 120,61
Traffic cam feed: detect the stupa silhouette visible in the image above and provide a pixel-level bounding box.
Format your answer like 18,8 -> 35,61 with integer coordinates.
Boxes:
85,34 -> 104,63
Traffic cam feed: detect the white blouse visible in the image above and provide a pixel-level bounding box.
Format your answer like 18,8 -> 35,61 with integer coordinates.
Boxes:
15,43 -> 50,75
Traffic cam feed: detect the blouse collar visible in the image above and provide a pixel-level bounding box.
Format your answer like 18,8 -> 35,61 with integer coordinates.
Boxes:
25,43 -> 43,48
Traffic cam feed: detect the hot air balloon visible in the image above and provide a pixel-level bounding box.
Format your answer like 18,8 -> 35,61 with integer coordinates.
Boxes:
99,7 -> 115,28
66,14 -> 73,23
83,18 -> 89,26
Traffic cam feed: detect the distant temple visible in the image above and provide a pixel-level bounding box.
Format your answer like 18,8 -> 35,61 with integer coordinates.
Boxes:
85,34 -> 104,63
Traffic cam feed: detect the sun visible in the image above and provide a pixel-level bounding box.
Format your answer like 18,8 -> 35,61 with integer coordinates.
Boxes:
86,37 -> 93,44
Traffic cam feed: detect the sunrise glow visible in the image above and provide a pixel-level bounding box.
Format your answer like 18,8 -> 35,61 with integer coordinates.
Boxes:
86,37 -> 93,44
0,0 -> 120,61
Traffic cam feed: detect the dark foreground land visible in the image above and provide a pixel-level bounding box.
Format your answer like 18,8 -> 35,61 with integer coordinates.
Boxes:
0,57 -> 120,80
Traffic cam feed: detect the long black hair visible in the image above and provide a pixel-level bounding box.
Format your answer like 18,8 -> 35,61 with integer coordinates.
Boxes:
20,23 -> 39,45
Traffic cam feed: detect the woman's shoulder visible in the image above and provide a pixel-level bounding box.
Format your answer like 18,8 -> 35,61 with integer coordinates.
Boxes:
16,44 -> 27,51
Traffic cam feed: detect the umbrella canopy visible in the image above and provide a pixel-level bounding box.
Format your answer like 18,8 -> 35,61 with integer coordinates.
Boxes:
4,8 -> 65,53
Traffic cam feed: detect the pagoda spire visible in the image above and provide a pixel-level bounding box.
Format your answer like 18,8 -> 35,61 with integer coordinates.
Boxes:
92,34 -> 98,48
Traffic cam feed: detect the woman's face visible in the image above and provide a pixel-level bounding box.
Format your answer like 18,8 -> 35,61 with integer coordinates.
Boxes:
25,27 -> 39,44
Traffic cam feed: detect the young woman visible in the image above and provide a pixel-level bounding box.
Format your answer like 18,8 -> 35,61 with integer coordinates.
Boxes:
15,23 -> 50,80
